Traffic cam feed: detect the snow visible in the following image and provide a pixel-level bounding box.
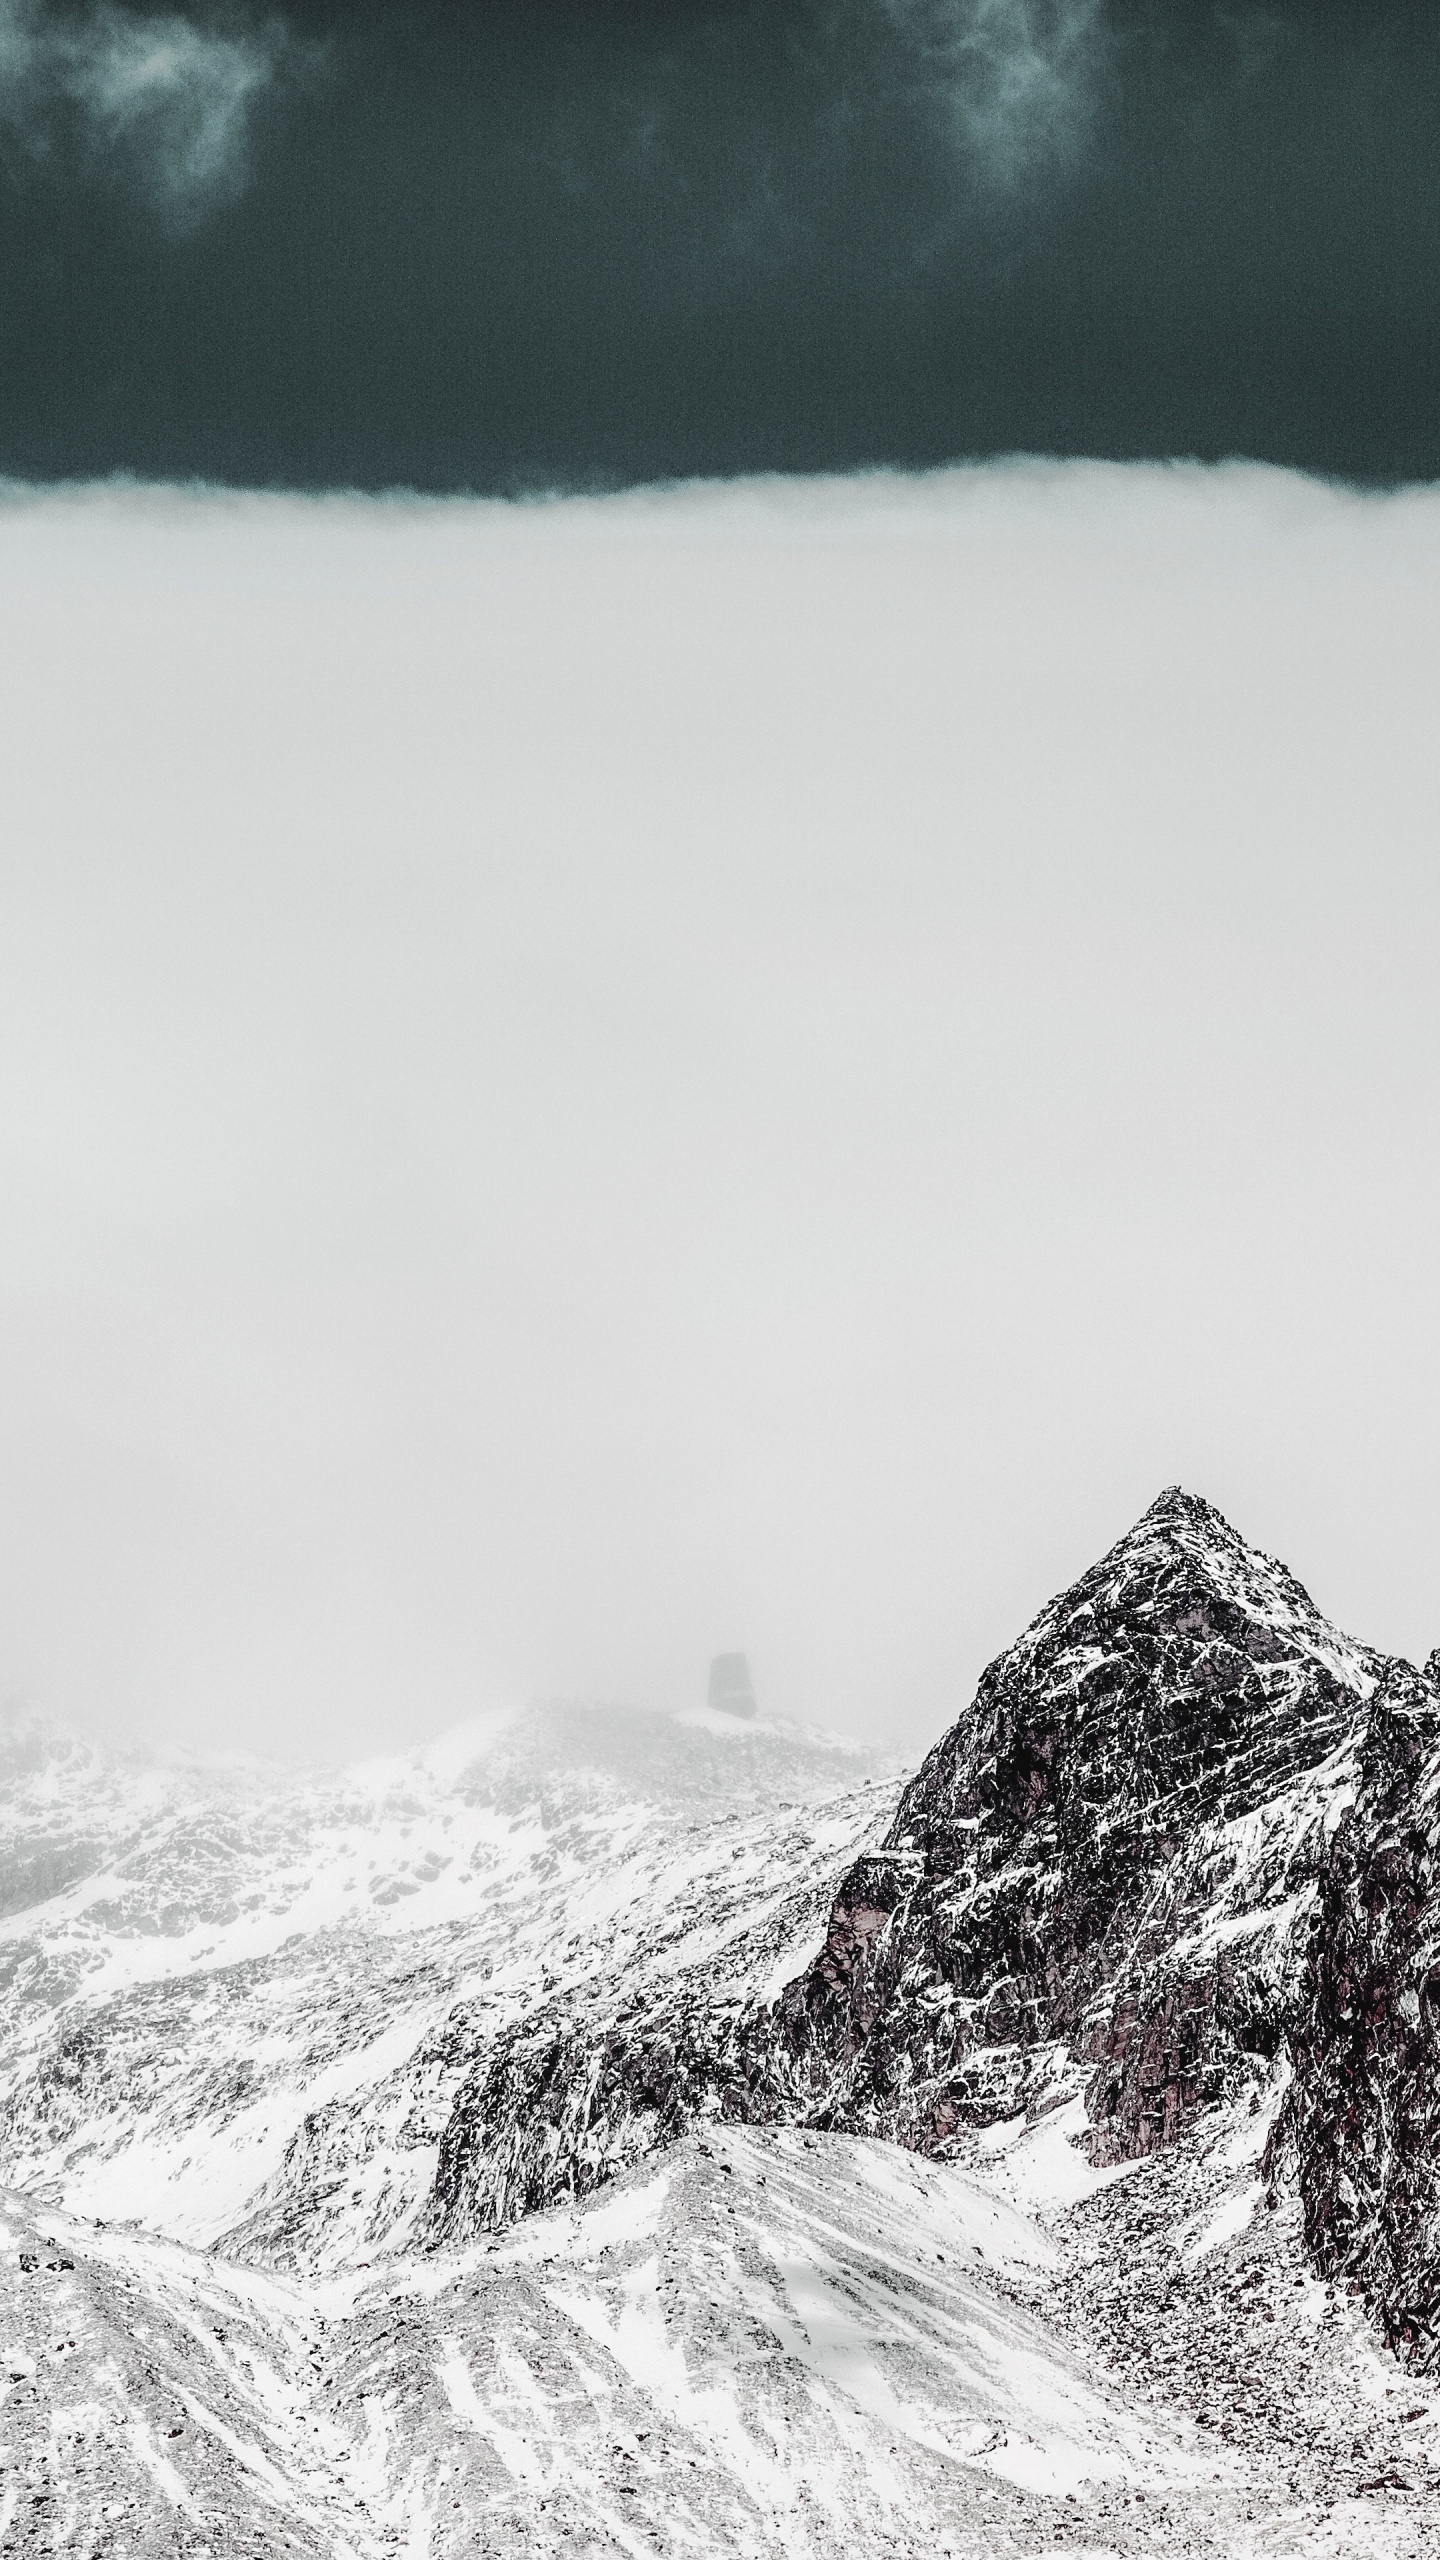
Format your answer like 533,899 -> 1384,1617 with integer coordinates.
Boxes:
54,2004 -> 442,2241
439,2343 -> 548,2485
3,2037 -> 1434,2560
754,1922 -> 829,2005
971,2099 -> 1139,2216
127,2412 -> 201,2515
1179,2181 -> 1260,2267
0,1694 -> 898,2271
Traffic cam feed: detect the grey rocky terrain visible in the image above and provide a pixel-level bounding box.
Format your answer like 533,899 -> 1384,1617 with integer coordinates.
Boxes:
3,1487 -> 1439,2554
0,1698 -> 889,2271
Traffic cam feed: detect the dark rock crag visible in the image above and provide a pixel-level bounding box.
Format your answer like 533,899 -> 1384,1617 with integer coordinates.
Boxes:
429,1490 -> 1394,2253
760,1486 -> 1372,2164
1276,1657 -> 1440,2368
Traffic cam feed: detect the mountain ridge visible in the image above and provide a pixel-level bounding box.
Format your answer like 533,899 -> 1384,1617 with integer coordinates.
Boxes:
4,1488 -> 1440,2555
0,1693 -> 896,2269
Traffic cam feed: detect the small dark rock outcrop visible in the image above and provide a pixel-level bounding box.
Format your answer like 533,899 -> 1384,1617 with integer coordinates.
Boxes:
708,1654 -> 759,1719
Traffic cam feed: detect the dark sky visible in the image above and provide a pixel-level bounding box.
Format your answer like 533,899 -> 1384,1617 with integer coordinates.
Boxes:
2,2 -> 1438,490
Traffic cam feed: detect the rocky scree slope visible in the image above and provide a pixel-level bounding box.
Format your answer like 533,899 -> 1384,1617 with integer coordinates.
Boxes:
429,1489 -> 1406,2259
13,2117 -> 1439,2560
0,1699 -> 894,2273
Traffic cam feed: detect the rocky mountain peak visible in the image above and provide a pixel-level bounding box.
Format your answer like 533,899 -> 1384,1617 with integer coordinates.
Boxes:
894,1482 -> 1372,1872
765,1489 -> 1376,2154
428,1491 -> 1387,2242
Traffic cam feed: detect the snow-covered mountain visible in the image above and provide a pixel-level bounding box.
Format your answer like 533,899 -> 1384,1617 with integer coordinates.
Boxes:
0,1699 -> 891,2270
4,1490 -> 1440,2557
427,1491 -> 1380,2240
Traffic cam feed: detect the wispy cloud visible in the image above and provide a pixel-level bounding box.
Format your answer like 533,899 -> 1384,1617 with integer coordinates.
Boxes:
0,2 -> 290,217
879,0 -> 1108,186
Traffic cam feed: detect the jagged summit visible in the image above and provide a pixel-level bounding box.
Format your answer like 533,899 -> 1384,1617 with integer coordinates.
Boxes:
901,1482 -> 1375,1874
1014,1482 -> 1375,1682
792,1485 -> 1377,2158
1061,1482 -> 1337,1638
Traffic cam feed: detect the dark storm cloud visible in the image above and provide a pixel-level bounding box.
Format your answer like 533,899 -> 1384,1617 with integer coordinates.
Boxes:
1,4 -> 1438,486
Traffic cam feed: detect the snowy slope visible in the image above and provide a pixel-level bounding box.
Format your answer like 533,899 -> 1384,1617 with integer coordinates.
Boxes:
7,2113 -> 1438,2560
0,1700 -> 894,2269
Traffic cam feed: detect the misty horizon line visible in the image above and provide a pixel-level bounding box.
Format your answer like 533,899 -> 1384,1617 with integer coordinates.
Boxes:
4,1481 -> 1423,1777
0,1682 -> 886,1771
6,453 -> 1440,511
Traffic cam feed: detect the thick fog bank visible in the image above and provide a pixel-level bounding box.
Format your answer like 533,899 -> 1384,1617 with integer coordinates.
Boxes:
0,462 -> 1436,1760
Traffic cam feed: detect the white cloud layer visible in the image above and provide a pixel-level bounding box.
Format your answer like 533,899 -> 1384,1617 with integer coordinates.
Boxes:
0,1 -> 285,212
0,462 -> 1437,1762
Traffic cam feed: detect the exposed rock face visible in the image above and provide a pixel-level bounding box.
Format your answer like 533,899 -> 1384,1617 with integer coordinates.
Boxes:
429,1493 -> 1440,2380
770,1488 -> 1376,2159
429,1489 -> 1381,2233
1279,1659 -> 1440,2368
426,1918 -> 786,2241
